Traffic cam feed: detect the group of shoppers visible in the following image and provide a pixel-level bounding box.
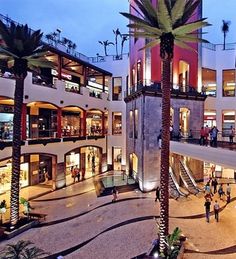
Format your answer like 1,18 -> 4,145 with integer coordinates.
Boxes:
200,125 -> 235,147
204,179 -> 232,223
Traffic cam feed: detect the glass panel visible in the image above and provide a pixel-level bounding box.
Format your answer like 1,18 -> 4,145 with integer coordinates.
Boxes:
222,111 -> 235,136
112,77 -> 122,101
112,112 -> 122,135
202,68 -> 217,96
223,70 -> 235,97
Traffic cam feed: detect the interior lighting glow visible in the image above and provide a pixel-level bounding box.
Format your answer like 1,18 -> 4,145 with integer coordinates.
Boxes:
153,252 -> 159,258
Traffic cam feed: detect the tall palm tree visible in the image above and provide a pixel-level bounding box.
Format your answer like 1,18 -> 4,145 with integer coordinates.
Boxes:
121,34 -> 129,56
222,20 -> 230,50
121,0 -> 209,254
113,28 -> 121,57
98,40 -> 114,56
0,20 -> 53,226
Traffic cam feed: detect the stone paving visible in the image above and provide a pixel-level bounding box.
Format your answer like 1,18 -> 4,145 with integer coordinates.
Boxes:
0,178 -> 236,259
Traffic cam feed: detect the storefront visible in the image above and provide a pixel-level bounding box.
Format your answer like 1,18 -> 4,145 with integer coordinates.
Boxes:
27,103 -> 58,139
0,154 -> 54,195
204,111 -> 216,128
0,104 -> 14,140
62,110 -> 81,136
222,111 -> 235,136
112,112 -> 122,135
65,151 -> 80,185
112,147 -> 122,170
65,146 -> 102,185
204,162 -> 236,180
86,111 -> 103,136
52,69 -> 80,93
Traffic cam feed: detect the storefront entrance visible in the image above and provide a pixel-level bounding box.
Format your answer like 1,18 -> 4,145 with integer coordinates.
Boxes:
0,154 -> 55,195
65,146 -> 102,185
112,147 -> 122,170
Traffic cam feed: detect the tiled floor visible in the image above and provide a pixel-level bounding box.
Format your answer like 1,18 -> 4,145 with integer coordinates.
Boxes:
0,178 -> 236,259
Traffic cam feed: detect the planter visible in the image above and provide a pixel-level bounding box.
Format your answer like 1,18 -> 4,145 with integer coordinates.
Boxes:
3,218 -> 39,239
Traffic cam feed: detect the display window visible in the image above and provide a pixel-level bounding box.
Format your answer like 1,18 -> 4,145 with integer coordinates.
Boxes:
223,70 -> 235,97
0,159 -> 29,194
86,112 -> 102,136
0,105 -> 14,141
62,111 -> 81,136
222,111 -> 235,136
112,112 -> 122,135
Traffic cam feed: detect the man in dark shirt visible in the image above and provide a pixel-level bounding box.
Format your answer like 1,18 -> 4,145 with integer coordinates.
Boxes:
204,199 -> 211,223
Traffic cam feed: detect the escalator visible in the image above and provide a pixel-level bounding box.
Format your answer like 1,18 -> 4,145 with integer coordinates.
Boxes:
169,167 -> 188,199
179,160 -> 203,195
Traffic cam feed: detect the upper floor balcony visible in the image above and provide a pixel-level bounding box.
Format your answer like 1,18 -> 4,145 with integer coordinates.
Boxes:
124,80 -> 206,102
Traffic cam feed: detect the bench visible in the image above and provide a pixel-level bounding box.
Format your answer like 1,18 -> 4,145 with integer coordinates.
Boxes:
23,212 -> 47,221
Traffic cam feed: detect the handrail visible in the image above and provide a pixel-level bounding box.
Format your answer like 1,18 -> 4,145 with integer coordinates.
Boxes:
180,160 -> 203,192
169,167 -> 188,197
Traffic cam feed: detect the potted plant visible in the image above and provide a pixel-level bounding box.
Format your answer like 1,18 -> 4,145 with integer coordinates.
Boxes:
20,197 -> 33,219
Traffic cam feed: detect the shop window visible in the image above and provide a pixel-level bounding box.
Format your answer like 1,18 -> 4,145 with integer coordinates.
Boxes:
204,111 -> 216,128
178,61 -> 189,92
62,111 -> 81,136
129,110 -> 133,138
202,68 -> 217,96
86,111 -> 102,136
222,111 -> 235,136
0,104 -> 14,140
112,112 -> 122,135
134,109 -> 138,139
223,70 -> 235,97
112,77 -> 122,101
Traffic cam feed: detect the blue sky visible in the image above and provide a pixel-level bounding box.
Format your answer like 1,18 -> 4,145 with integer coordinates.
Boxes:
0,0 -> 236,56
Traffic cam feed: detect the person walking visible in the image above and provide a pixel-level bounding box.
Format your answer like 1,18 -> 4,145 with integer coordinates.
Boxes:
204,125 -> 210,146
229,126 -> 235,144
226,183 -> 231,196
212,178 -> 218,194
211,126 -> 219,147
155,186 -> 160,202
214,200 -> 220,222
204,198 -> 211,223
200,126 -> 205,146
218,184 -> 225,200
112,186 -> 118,202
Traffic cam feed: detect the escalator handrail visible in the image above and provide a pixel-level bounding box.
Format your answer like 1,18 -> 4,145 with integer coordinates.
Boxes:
169,167 -> 188,197
180,160 -> 203,192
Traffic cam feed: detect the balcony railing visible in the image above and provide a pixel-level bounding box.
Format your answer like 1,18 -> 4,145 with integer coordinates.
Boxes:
125,80 -> 203,98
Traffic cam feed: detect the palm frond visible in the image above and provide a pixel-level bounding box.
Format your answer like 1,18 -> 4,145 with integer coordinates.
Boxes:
128,23 -> 162,36
176,35 -> 208,43
157,0 -> 172,31
173,20 -> 210,35
171,0 -> 185,25
139,39 -> 161,51
174,39 -> 196,52
27,59 -> 54,68
0,46 -> 19,58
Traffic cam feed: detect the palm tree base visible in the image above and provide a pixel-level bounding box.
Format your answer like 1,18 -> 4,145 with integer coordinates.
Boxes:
2,217 -> 39,239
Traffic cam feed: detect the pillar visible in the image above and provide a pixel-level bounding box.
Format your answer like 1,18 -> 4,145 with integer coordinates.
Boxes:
83,66 -> 88,87
83,110 -> 87,137
102,112 -> 105,136
173,107 -> 180,136
21,103 -> 27,140
102,74 -> 105,92
57,108 -> 62,138
58,55 -> 62,80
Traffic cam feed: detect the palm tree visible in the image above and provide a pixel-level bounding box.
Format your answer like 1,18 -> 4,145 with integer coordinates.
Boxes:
0,20 -> 53,226
121,0 -> 209,254
120,34 -> 129,56
113,28 -> 121,57
222,20 -> 231,50
0,240 -> 48,259
98,40 -> 114,56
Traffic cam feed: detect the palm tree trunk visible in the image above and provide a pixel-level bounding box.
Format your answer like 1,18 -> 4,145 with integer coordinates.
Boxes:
159,58 -> 171,254
10,78 -> 24,226
223,32 -> 226,50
